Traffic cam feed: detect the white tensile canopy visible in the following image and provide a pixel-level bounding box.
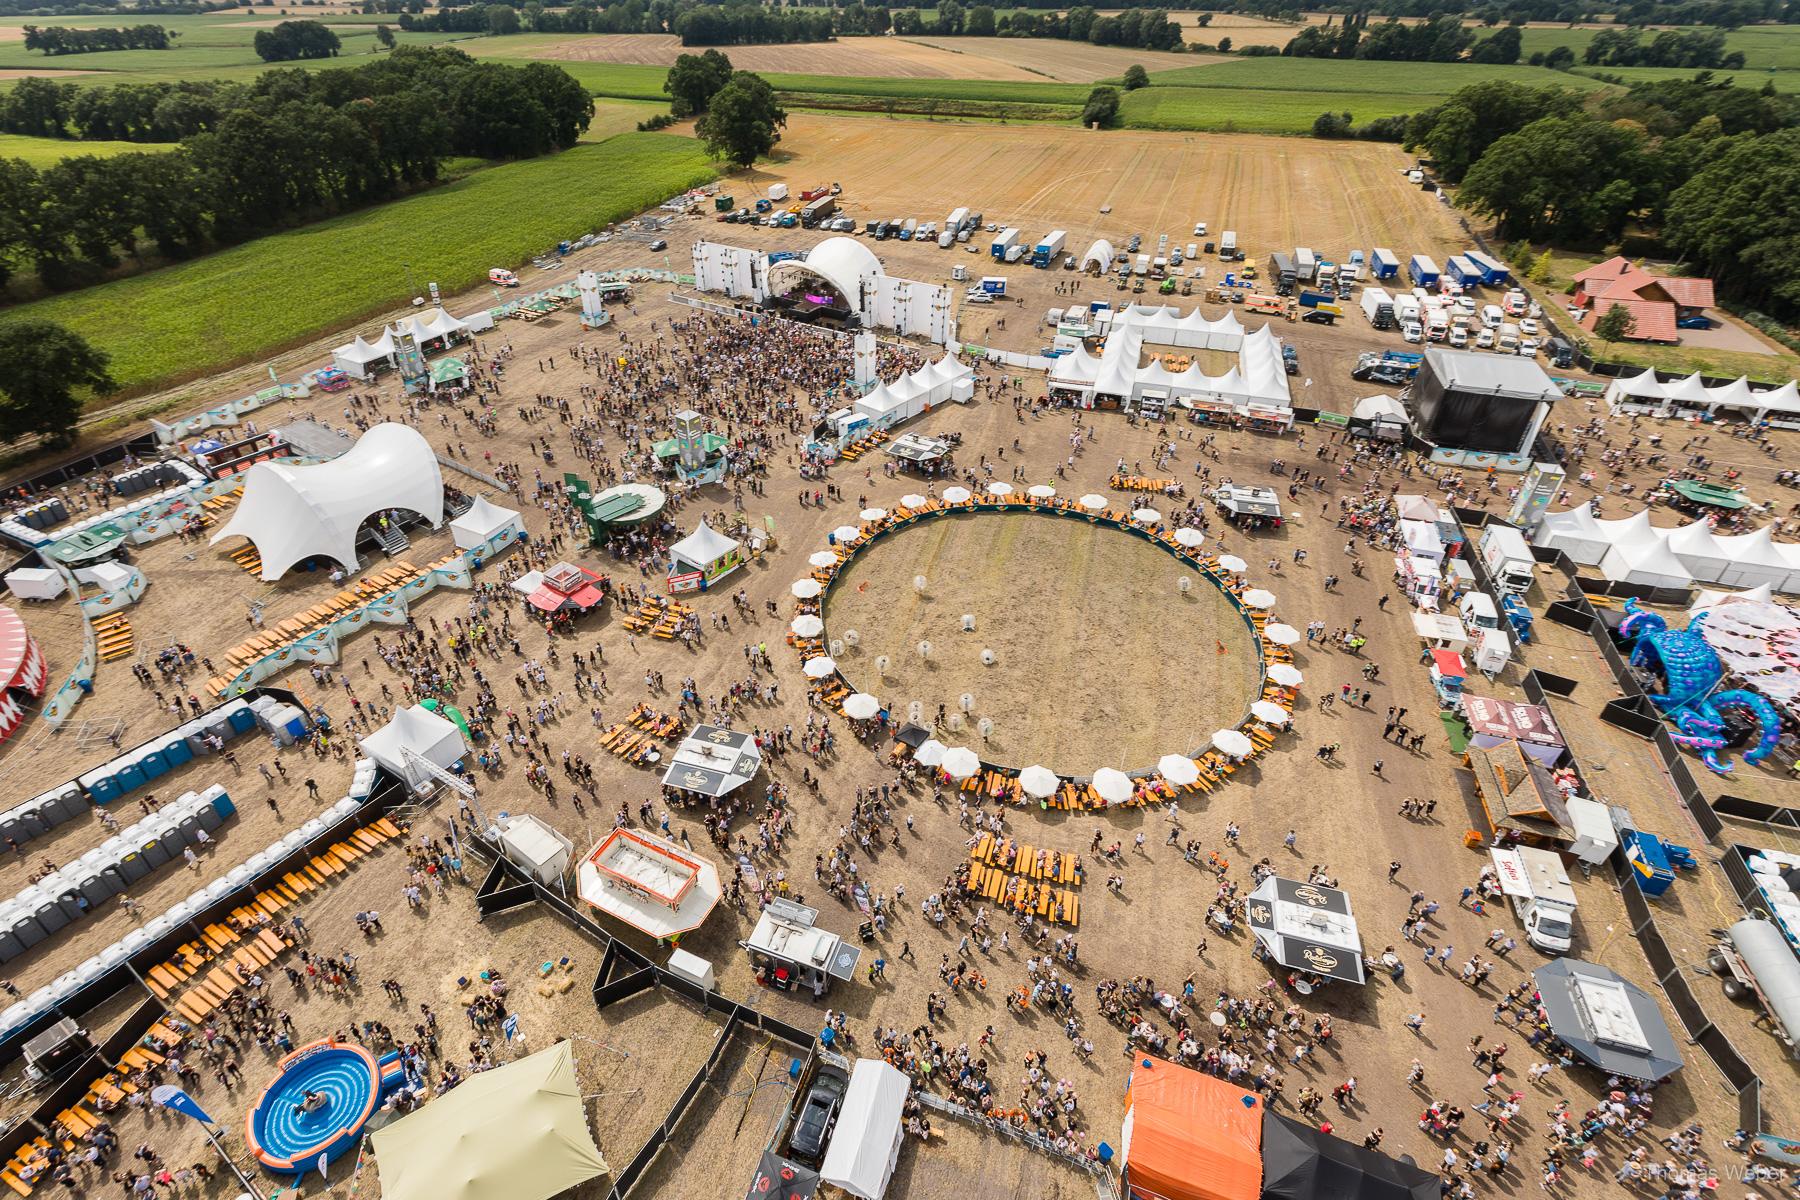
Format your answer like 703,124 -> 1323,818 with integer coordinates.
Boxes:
1052,306 -> 1287,415
450,496 -> 523,550
854,355 -> 972,426
393,307 -> 468,346
211,423 -> 444,581
1605,368 -> 1800,418
1533,502 -> 1609,566
358,705 -> 467,791
1079,239 -> 1115,274
1599,524 -> 1694,589
371,1041 -> 608,1200
819,1060 -> 910,1200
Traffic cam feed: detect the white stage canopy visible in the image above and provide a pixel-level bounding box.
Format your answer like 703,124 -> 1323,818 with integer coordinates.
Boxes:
1049,304 -> 1291,418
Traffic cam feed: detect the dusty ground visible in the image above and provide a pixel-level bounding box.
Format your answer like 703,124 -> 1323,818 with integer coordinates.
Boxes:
3,123 -> 1798,1200
823,510 -> 1260,772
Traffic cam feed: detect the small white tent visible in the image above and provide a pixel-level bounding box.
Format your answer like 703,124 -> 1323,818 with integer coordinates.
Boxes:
359,705 -> 467,792
1533,502 -> 1609,565
1079,239 -> 1115,274
450,496 -> 524,551
210,423 -> 444,581
668,521 -> 742,589
331,329 -> 397,380
1665,517 -> 1730,578
819,1059 -> 909,1200
1712,526 -> 1795,590
1599,523 -> 1694,590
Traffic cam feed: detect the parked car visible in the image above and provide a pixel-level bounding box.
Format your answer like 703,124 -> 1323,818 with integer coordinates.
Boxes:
1449,326 -> 1468,347
649,239 -> 667,251
965,292 -> 994,304
1678,315 -> 1716,330
1518,318 -> 1540,336
1352,363 -> 1410,386
1476,328 -> 1495,349
789,1067 -> 848,1166
1193,221 -> 1207,236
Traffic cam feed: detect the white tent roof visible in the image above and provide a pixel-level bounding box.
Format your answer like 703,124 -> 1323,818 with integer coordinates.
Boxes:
371,1041 -> 607,1200
1665,517 -> 1729,573
1600,530 -> 1693,589
1050,306 -> 1288,410
1607,368 -> 1800,416
819,1059 -> 909,1200
4,567 -> 63,601
1688,583 -> 1775,616
1079,239 -> 1114,274
394,307 -> 467,344
450,495 -> 522,550
1353,394 -> 1408,424
669,521 -> 739,569
333,329 -> 397,365
779,236 -> 882,307
1534,502 -> 1609,565
210,422 -> 443,580
358,704 -> 467,789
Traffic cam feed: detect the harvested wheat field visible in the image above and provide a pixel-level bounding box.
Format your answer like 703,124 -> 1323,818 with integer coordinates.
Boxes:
823,511 -> 1259,774
518,31 -> 1200,80
759,113 -> 1465,264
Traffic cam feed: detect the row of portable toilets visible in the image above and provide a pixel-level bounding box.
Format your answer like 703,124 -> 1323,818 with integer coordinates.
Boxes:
0,780 -> 376,1041
74,698 -> 266,807
0,787 -> 237,964
0,459 -> 205,550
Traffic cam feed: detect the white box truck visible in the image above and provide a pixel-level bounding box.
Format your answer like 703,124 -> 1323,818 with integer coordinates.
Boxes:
1361,287 -> 1394,327
1478,525 -> 1536,595
1293,247 -> 1316,282
1394,294 -> 1422,326
991,228 -> 1022,261
1497,322 -> 1521,353
1490,846 -> 1578,954
1219,230 -> 1238,258
1134,253 -> 1151,276
946,206 -> 969,234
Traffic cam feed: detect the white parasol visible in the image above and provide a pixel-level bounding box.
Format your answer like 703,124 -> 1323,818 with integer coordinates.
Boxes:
802,656 -> 837,679
843,693 -> 881,720
941,747 -> 982,779
1157,754 -> 1200,787
1017,765 -> 1060,799
1173,527 -> 1205,548
859,507 -> 888,522
1263,622 -> 1301,645
1079,494 -> 1108,511
914,739 -> 947,767
942,486 -> 973,503
1241,588 -> 1277,610
1027,484 -> 1056,499
833,525 -> 862,544
790,614 -> 824,638
1212,729 -> 1254,758
1250,700 -> 1292,726
901,493 -> 929,509
1091,767 -> 1134,804
987,481 -> 1013,497
1267,663 -> 1303,687
809,550 -> 839,569
1218,555 -> 1248,574
791,579 -> 823,599
1133,507 -> 1162,525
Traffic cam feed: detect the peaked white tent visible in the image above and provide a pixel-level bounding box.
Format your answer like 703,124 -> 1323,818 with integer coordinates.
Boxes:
819,1059 -> 909,1200
358,704 -> 467,791
1605,369 -> 1800,423
331,328 -> 397,379
1687,583 -> 1775,616
1049,305 -> 1289,417
211,423 -> 443,580
1712,526 -> 1796,589
1665,517 -> 1730,578
851,354 -> 973,432
1079,239 -> 1115,274
371,1041 -> 608,1200
1533,502 -> 1609,565
1599,517 -> 1698,589
668,521 -> 743,588
450,495 -> 524,550
394,307 -> 469,347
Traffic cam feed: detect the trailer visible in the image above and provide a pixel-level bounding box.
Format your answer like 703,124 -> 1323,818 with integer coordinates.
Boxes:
1445,255 -> 1484,289
1033,230 -> 1067,268
1297,289 -> 1334,309
1408,255 -> 1440,287
1219,230 -> 1238,258
1293,247 -> 1316,283
945,206 -> 969,234
767,183 -> 789,202
1267,253 -> 1297,292
1489,846 -> 1578,954
991,228 -> 1022,261
1370,248 -> 1401,279
800,195 -> 837,229
1360,287 -> 1394,329
1466,250 -> 1510,287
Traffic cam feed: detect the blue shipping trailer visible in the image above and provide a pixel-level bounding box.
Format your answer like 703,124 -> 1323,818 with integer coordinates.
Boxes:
1624,830 -> 1696,897
1370,248 -> 1401,279
1445,256 -> 1484,288
1408,255 -> 1440,286
1466,251 -> 1510,287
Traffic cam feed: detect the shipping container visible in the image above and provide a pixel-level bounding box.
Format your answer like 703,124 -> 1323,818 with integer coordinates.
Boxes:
1408,255 -> 1441,286
991,228 -> 1022,260
1370,248 -> 1401,279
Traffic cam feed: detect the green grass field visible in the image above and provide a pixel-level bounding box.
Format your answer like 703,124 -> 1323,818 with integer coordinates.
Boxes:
1142,57 -> 1613,94
0,131 -> 168,165
1517,22 -> 1800,69
0,132 -> 717,396
1117,85 -> 1420,132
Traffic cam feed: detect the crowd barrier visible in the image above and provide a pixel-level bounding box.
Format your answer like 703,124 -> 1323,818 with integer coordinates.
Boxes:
148,382 -> 306,447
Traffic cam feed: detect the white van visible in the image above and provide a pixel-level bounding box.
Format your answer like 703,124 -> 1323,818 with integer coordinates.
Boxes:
1480,304 -> 1503,329
1402,321 -> 1424,344
1186,242 -> 1199,260
937,230 -> 955,248
1476,328 -> 1495,349
488,267 -> 519,287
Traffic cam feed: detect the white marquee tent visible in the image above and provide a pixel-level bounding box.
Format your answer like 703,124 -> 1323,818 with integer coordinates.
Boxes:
1533,501 -> 1609,565
371,1041 -> 608,1200
359,704 -> 467,792
210,423 -> 444,580
1665,517 -> 1731,579
394,307 -> 470,347
851,354 -> 974,431
450,495 -> 524,550
1606,369 -> 1800,423
330,328 -> 397,380
1079,239 -> 1115,274
1535,504 -> 1800,593
1049,305 -> 1290,417
1712,527 -> 1796,589
819,1059 -> 909,1200
1598,515 -> 1698,590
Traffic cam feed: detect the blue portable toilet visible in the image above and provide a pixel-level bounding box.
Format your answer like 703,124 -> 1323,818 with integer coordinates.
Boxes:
82,767 -> 123,807
136,747 -> 170,782
114,758 -> 148,796
227,704 -> 257,735
161,734 -> 194,769
209,790 -> 236,820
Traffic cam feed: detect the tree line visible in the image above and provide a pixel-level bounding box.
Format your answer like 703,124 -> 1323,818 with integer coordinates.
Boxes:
0,48 -> 590,291
21,24 -> 175,55
1285,12 -> 1522,63
1584,27 -> 1744,68
253,19 -> 342,61
1404,74 -> 1800,319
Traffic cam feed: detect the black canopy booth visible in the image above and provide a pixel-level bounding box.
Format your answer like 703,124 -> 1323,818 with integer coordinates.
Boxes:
745,1150 -> 819,1200
1260,1113 -> 1438,1200
1245,876 -> 1368,992
1531,959 -> 1684,1082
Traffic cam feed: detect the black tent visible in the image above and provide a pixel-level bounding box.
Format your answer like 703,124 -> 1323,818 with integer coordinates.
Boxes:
1261,1113 -> 1437,1200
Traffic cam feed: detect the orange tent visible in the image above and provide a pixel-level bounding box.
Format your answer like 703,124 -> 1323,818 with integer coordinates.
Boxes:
1120,1061 -> 1263,1200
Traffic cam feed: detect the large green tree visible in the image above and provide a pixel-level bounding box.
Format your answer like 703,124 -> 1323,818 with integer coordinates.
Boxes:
1664,127 -> 1800,317
664,49 -> 734,118
695,72 -> 786,167
252,21 -> 341,63
0,321 -> 113,448
1458,114 -> 1652,241
1082,85 -> 1121,127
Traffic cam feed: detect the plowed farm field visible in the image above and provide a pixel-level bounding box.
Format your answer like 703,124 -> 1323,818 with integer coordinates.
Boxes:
513,32 -> 1207,80
761,113 -> 1464,262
